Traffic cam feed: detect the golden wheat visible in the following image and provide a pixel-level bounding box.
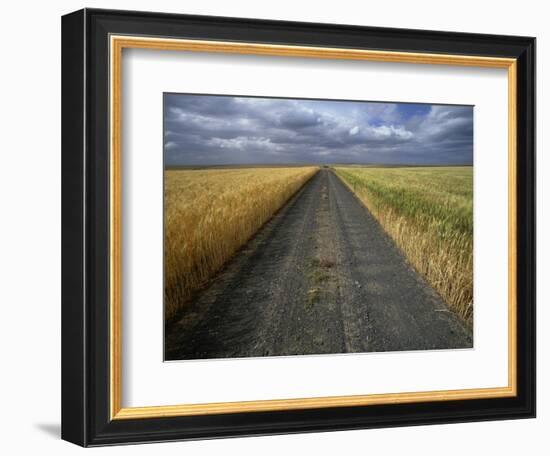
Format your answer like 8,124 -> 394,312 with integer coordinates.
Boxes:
165,167 -> 318,319
335,167 -> 473,324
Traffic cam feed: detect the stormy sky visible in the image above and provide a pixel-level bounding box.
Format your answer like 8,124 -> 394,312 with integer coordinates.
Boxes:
164,94 -> 473,166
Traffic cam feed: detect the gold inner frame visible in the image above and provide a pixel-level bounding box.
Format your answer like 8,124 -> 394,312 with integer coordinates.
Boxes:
109,35 -> 518,420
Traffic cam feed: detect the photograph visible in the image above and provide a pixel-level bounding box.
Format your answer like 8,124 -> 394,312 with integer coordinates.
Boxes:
163,93 -> 474,360
58,6 -> 536,447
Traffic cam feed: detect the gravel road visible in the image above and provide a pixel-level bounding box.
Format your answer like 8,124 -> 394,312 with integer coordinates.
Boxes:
165,169 -> 472,360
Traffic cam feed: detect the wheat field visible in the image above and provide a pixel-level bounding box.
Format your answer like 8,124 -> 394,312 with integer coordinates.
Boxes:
335,166 -> 473,324
164,166 -> 319,319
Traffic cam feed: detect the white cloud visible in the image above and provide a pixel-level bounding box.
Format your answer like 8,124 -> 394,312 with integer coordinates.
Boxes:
208,136 -> 281,152
368,125 -> 413,140
349,126 -> 359,136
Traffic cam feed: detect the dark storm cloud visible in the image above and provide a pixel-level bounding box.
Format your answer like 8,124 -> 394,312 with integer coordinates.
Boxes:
164,94 -> 473,166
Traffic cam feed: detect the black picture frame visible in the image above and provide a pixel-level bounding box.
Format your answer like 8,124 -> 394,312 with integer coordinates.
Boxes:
62,8 -> 536,447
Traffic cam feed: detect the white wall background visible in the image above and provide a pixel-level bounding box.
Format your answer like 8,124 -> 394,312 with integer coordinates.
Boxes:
0,0 -> 545,454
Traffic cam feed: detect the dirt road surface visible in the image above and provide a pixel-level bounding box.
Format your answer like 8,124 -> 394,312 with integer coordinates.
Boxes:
165,169 -> 472,360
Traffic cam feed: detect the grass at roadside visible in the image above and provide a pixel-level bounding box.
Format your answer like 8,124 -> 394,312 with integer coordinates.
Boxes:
334,166 -> 473,324
165,166 -> 318,319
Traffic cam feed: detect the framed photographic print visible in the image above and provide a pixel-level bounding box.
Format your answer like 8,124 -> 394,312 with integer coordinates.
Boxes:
61,8 -> 536,447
